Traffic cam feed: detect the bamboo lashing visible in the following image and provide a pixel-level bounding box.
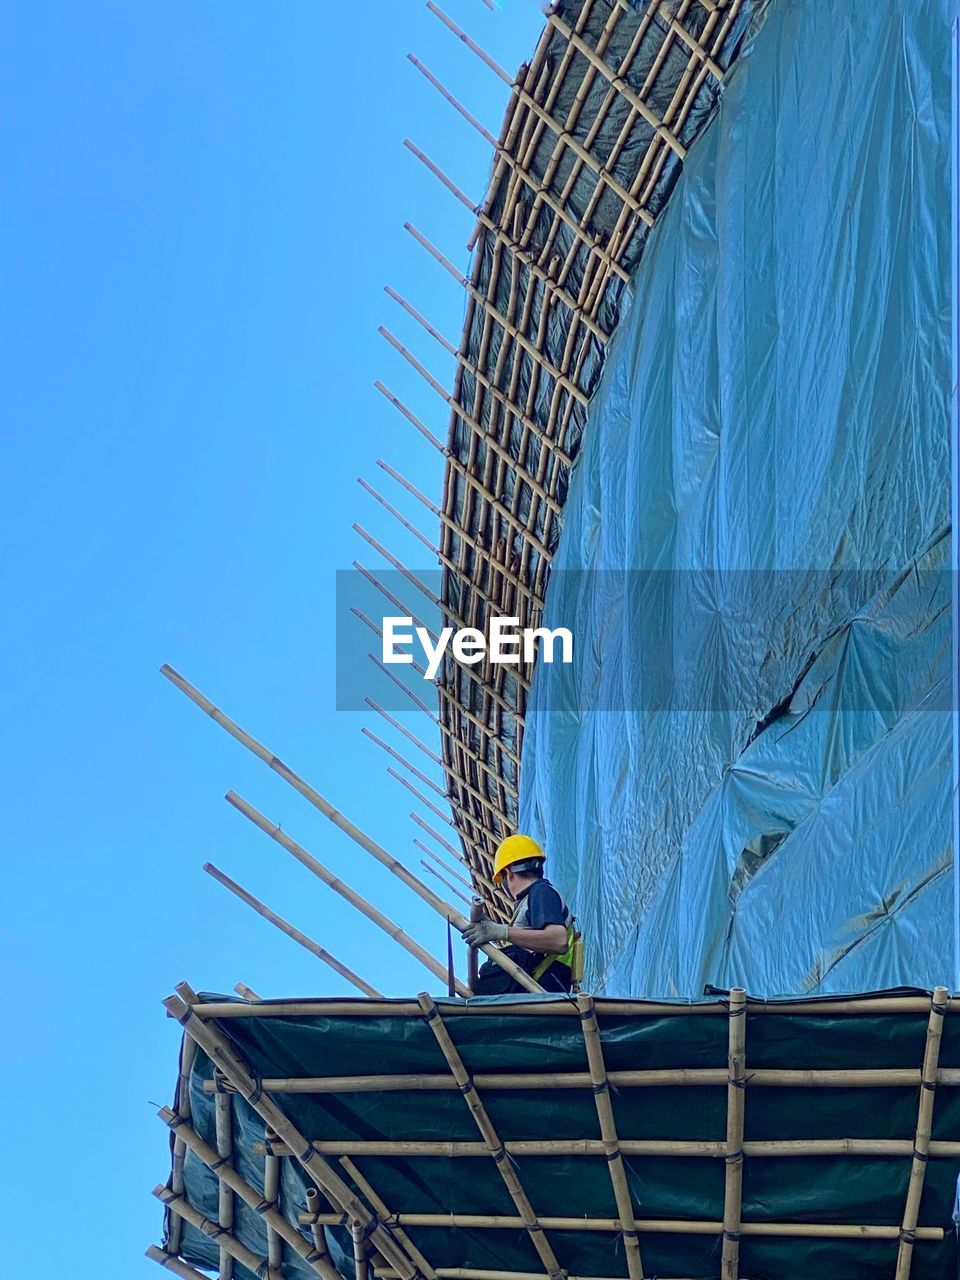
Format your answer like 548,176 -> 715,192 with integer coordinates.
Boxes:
340,1157 -> 439,1280
157,1108 -> 339,1280
163,989 -> 424,1280
418,993 -> 566,1280
204,862 -> 383,998
225,789 -> 472,996
578,994 -> 644,1279
161,665 -> 539,991
721,988 -> 747,1280
146,1246 -> 212,1280
895,985 -> 950,1280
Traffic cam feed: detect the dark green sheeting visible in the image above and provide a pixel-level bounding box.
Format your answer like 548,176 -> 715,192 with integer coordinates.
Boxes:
164,993 -> 960,1280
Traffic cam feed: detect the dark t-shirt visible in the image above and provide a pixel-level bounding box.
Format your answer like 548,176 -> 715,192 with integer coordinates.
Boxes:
515,878 -> 567,931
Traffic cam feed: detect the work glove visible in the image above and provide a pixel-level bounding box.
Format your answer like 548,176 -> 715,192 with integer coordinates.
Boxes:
462,917 -> 509,947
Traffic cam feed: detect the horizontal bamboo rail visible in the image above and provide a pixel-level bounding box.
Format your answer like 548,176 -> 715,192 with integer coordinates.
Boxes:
274,1137 -> 960,1160
205,1065 -> 960,1094
296,1213 -> 945,1242
184,993 -> 959,1019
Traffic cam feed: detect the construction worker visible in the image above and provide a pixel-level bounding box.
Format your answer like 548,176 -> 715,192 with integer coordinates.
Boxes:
461,834 -> 574,995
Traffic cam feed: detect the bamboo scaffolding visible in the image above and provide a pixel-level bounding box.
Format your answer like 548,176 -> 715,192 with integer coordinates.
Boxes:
157,1108 -> 339,1280
163,991 -> 426,1280
341,1157 -> 439,1280
154,1187 -> 283,1280
419,993 -> 566,1280
226,789 -> 472,997
205,862 -> 383,999
161,664 -> 536,990
895,985 -> 949,1280
365,727 -> 445,797
578,994 -> 644,1278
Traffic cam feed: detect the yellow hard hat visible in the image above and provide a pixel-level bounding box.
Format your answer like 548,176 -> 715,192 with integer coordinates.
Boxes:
493,833 -> 545,885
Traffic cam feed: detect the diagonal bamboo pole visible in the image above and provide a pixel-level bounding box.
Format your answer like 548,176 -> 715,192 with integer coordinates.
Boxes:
895,986 -> 950,1280
205,862 -> 383,998
226,790 -> 470,997
161,663 -> 537,991
146,1246 -> 211,1280
420,858 -> 472,906
163,990 -> 424,1280
418,994 -> 565,1280
578,995 -> 644,1278
233,982 -> 261,1000
721,988 -> 747,1280
157,1108 -> 340,1280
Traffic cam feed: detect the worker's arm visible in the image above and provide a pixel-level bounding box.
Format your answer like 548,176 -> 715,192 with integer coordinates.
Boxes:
505,923 -> 568,954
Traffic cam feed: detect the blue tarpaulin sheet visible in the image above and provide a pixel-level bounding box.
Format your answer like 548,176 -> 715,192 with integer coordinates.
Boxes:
520,0 -> 958,998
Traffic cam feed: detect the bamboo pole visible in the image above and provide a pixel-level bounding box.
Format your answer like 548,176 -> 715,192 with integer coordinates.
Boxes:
163,991 -> 424,1280
305,1188 -> 334,1263
358,474 -> 439,554
418,842 -> 476,893
421,859 -> 472,906
154,1188 -> 283,1280
161,664 -> 536,991
225,790 -> 471,997
895,986 -> 950,1280
578,995 -> 644,1278
167,1033 -> 198,1256
341,1157 -> 438,1280
214,1081 -> 234,1280
418,994 -> 565,1280
234,981 -> 261,1000
406,55 -> 497,147
296,1214 -> 946,1242
365,696 -> 442,765
157,1108 -> 339,1280
365,728 -> 445,797
403,139 -> 477,215
263,1126 -> 282,1271
721,988 -> 747,1280
210,1064 -> 960,1094
270,1136 -> 960,1160
352,1222 -> 370,1280
183,992 -> 958,1020
205,862 -> 383,998
426,2 -> 511,82
145,1246 -> 211,1280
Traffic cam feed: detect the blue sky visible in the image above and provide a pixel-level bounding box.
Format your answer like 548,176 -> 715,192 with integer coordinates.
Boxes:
0,2 -> 543,1273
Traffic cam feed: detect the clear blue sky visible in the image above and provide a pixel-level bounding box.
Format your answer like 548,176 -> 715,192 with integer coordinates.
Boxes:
0,2 -> 543,1273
